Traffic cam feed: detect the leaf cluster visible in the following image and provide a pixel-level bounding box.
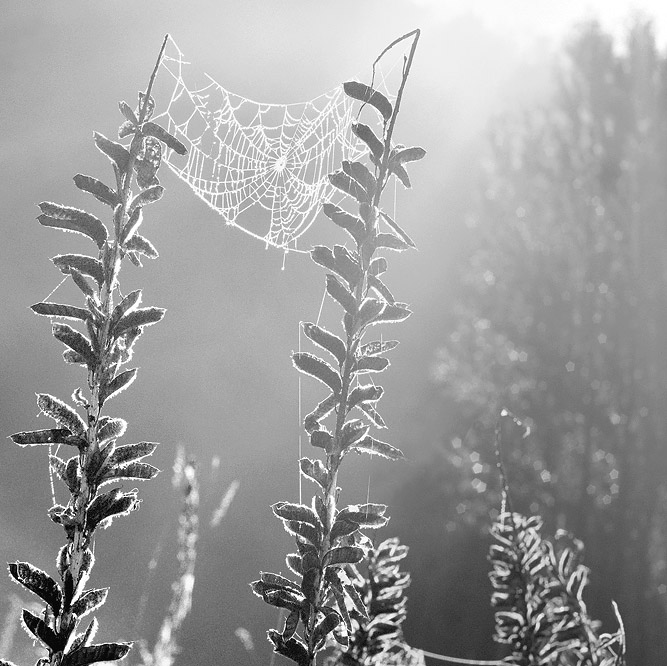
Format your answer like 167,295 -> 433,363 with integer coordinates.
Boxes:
254,40 -> 425,665
489,512 -> 626,666
326,537 -> 421,666
5,77 -> 186,666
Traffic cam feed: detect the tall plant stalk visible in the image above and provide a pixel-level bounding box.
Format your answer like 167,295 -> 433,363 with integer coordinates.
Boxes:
252,30 -> 425,666
3,35 -> 186,666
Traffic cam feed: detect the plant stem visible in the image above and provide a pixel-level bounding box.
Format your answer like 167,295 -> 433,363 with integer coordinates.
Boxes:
55,36 -> 170,663
373,28 -> 420,202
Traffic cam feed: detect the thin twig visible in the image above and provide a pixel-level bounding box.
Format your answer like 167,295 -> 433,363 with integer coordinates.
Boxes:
420,648 -> 506,665
140,34 -> 170,123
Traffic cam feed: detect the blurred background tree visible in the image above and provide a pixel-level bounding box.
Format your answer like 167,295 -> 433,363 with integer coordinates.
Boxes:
393,17 -> 667,665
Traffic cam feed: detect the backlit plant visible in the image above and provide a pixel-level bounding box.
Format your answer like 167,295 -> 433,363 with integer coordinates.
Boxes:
489,411 -> 626,666
2,36 -> 186,666
250,30 -> 426,666
326,537 -> 424,666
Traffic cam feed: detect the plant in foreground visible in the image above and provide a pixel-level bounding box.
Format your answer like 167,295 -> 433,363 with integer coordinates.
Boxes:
3,35 -> 186,666
251,29 -> 426,666
326,537 -> 424,666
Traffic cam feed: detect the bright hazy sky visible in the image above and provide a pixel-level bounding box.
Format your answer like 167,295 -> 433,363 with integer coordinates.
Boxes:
411,0 -> 667,48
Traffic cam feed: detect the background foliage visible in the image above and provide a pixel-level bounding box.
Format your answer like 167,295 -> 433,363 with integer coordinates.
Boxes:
394,17 -> 667,666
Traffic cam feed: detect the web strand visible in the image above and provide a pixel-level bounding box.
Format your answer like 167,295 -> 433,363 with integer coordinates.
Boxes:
153,36 -> 373,253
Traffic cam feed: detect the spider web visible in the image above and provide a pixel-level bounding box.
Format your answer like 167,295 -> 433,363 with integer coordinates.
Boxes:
153,36 -> 387,253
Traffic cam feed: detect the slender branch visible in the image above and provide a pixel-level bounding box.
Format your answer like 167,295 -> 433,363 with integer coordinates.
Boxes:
140,34 -> 169,124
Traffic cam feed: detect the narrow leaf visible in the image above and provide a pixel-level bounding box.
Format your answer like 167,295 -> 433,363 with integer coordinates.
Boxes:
312,246 -> 360,287
272,502 -> 321,527
344,582 -> 369,619
323,546 -> 365,568
282,609 -> 300,641
52,323 -> 96,366
332,245 -> 362,286
37,393 -> 86,436
125,233 -> 158,259
375,232 -> 411,252
330,517 -> 359,542
369,257 -> 388,276
71,617 -> 99,652
114,307 -> 165,336
284,520 -> 321,547
310,430 -> 332,450
63,350 -> 87,365
118,120 -> 134,139
338,503 -> 389,528
87,488 -> 139,531
119,101 -> 138,124
50,454 -> 79,493
21,609 -> 63,651
110,290 -> 142,330
106,441 -> 157,466
302,322 -> 346,367
38,205 -> 107,249
10,428 -> 83,448
341,420 -> 369,449
137,92 -> 155,121
350,436 -> 405,461
93,132 -> 130,173
347,385 -> 383,411
325,274 -> 357,315
100,461 -> 159,484
96,417 -> 127,444
313,610 -> 341,648
351,122 -> 384,160
359,340 -> 399,356
128,185 -> 164,214
343,81 -> 393,121
303,393 -> 336,434
142,121 -> 187,155
259,572 -> 303,594
329,170 -> 367,203
120,207 -> 143,245
65,642 -> 132,665
358,402 -> 387,428
99,369 -> 138,405
31,302 -> 89,322
70,588 -> 109,619
391,162 -> 411,188
299,457 -> 329,489
321,203 -> 366,245
368,274 -> 396,303
70,269 -> 97,298
356,297 -> 385,330
73,174 -> 119,208
394,146 -> 426,163
8,562 -> 62,615
342,160 -> 376,195
372,302 -> 412,324
355,356 -> 389,373
267,631 -> 310,666
52,254 -> 105,287
292,352 -> 341,393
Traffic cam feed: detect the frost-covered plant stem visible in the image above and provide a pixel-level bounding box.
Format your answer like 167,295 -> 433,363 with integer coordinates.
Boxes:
4,35 -> 186,666
61,40 -> 165,643
252,29 -> 425,666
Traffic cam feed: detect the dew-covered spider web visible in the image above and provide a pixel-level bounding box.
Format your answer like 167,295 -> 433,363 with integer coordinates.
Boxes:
152,36 -> 398,253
